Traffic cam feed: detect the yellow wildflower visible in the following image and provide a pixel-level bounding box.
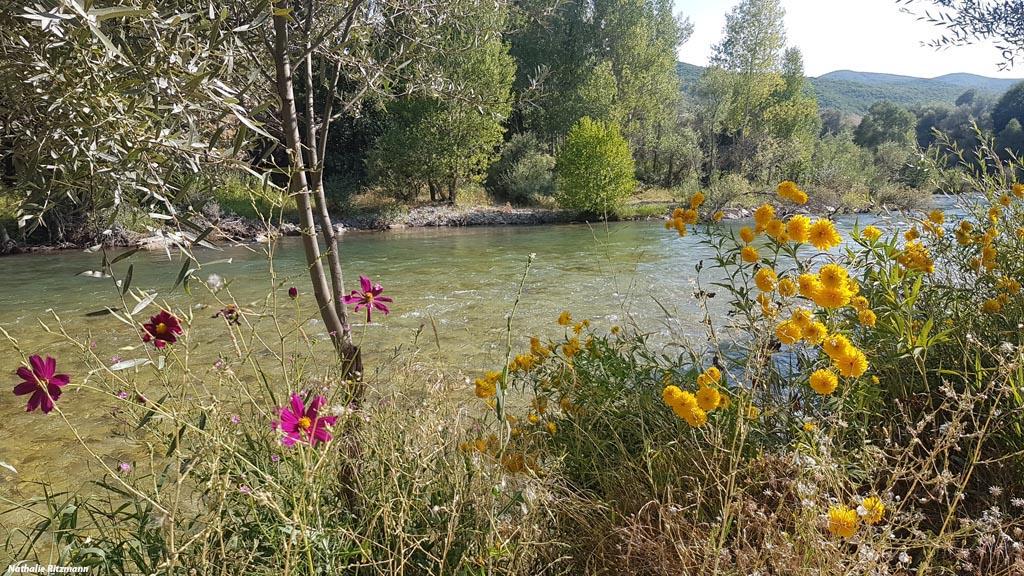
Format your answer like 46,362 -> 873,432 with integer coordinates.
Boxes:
802,321 -> 828,345
818,263 -> 848,289
862,225 -> 882,241
712,210 -> 725,222
928,209 -> 945,225
705,366 -> 722,382
860,496 -> 885,525
835,347 -> 869,378
558,311 -> 572,326
696,386 -> 721,411
813,285 -> 852,309
739,226 -> 756,244
754,267 -> 778,292
858,309 -> 877,327
809,369 -> 838,395
786,215 -> 811,243
823,334 -> 852,360
982,298 -> 1002,314
790,307 -> 813,330
775,320 -> 802,345
809,219 -> 842,250
850,296 -> 869,311
827,505 -> 860,539
766,218 -> 788,242
1014,183 -> 1024,198
904,227 -> 920,241
746,405 -> 761,420
741,245 -> 760,263
753,204 -> 775,232
690,191 -> 706,209
798,273 -> 821,299
778,277 -> 797,297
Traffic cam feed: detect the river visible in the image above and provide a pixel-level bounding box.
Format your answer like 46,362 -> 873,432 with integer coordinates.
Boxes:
0,209 -> 927,505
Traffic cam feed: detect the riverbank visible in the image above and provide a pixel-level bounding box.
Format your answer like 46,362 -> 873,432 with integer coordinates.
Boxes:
0,198 -> 896,255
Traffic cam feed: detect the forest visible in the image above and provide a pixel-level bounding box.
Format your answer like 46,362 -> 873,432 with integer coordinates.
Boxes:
5,0 -> 1024,247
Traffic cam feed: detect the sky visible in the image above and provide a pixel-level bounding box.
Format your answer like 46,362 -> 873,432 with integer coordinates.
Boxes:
674,0 -> 1022,79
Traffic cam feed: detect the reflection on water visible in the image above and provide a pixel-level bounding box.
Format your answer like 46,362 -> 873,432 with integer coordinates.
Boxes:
0,210 -> 923,498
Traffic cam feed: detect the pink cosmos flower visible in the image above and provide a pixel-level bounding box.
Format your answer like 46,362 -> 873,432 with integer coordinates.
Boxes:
13,355 -> 70,414
342,275 -> 392,322
142,310 -> 183,349
274,394 -> 336,447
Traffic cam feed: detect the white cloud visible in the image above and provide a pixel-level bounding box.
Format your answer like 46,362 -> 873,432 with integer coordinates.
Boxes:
675,0 -> 1022,78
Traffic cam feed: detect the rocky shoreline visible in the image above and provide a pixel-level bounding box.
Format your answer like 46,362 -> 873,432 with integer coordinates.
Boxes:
1,201 -> 877,255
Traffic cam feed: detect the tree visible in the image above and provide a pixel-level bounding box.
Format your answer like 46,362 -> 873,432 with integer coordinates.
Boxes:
696,1 -> 817,183
710,0 -> 786,74
913,104 -> 952,148
507,0 -> 690,185
997,118 -> 1024,156
369,0 -> 515,203
555,117 -> 636,216
2,2 -> 259,242
992,81 -> 1024,133
854,101 -> 916,149
956,88 -> 979,107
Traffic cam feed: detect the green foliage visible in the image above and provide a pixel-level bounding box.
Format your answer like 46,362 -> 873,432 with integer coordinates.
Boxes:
555,117 -> 636,215
992,80 -> 1024,133
369,0 -> 515,204
510,0 -> 689,186
695,0 -> 818,185
0,1 -> 264,242
997,117 -> 1024,156
854,101 -> 916,149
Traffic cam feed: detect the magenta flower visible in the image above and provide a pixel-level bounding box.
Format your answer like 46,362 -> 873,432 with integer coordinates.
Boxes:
342,275 -> 392,322
13,355 -> 70,414
273,394 -> 336,447
288,286 -> 298,299
142,310 -> 183,349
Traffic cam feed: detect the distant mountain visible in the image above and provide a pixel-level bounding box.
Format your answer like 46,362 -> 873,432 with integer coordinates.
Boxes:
676,62 -> 1024,116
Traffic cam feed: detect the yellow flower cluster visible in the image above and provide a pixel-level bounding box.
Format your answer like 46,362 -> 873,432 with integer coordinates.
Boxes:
823,334 -> 869,378
754,267 -> 778,292
474,370 -> 501,399
827,505 -> 859,539
826,496 -> 885,539
797,264 -> 860,310
665,192 -> 707,237
896,240 -> 935,274
861,225 -> 882,242
777,180 -> 808,204
662,366 -> 725,428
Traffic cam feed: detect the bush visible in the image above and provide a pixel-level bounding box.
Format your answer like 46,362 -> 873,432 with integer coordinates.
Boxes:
555,117 -> 636,216
487,133 -> 556,204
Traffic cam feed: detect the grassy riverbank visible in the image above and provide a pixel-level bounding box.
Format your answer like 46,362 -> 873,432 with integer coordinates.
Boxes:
3,160 -> 1022,574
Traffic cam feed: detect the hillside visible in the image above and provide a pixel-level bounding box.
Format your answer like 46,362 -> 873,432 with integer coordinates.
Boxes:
677,62 -> 1023,116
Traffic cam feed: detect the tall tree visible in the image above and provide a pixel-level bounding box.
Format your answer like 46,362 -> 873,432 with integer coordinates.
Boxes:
369,0 -> 515,203
709,0 -> 786,75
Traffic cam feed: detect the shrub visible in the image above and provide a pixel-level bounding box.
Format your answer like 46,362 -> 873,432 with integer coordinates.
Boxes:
555,117 -> 636,216
487,133 -> 556,204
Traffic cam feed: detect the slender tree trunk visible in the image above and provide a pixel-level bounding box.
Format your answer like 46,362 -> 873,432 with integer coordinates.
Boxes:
272,1 -> 353,369
301,47 -> 362,377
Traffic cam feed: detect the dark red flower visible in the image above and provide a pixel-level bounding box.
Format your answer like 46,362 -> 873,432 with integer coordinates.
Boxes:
342,275 -> 393,323
13,355 -> 69,414
288,287 -> 298,299
142,310 -> 183,349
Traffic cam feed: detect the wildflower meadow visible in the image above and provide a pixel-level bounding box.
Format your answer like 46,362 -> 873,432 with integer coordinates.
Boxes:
2,141 -> 1022,575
